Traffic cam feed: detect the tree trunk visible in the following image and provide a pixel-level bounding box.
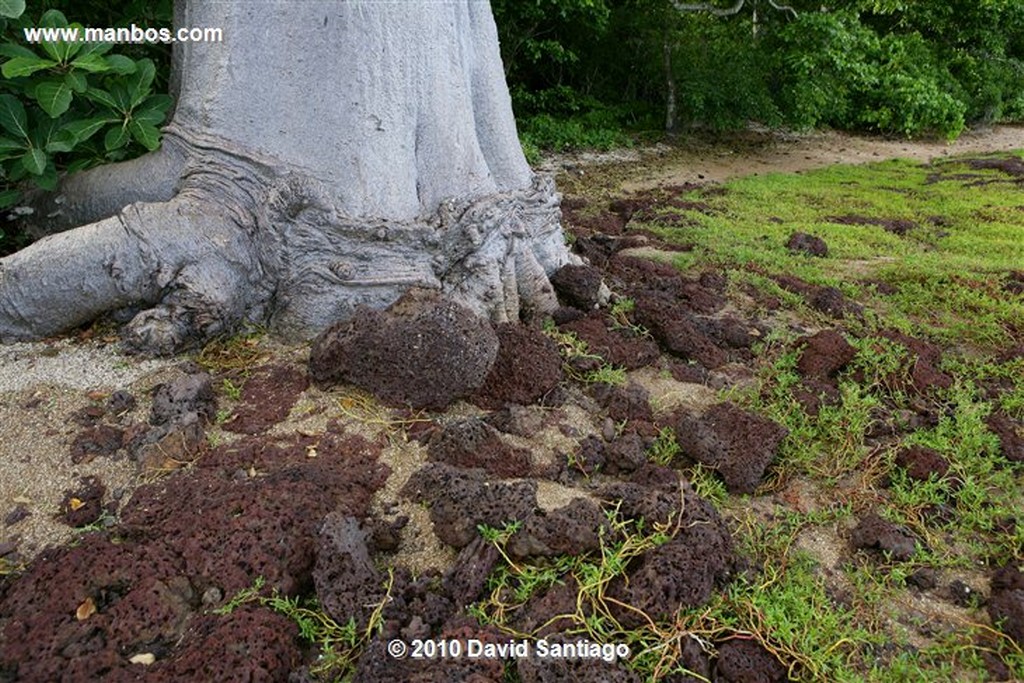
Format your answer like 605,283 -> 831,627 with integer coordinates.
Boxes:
0,0 -> 575,354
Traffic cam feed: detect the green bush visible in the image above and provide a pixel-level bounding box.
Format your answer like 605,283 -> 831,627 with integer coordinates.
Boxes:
518,105 -> 633,155
0,5 -> 171,214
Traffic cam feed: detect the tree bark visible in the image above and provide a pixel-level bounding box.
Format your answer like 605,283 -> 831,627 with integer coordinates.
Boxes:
0,0 -> 575,354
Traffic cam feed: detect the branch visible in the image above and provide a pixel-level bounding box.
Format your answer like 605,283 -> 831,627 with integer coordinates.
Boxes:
766,0 -> 798,19
670,0 -> 746,17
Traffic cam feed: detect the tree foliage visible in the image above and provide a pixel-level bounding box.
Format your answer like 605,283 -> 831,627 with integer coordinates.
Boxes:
496,0 -> 1024,146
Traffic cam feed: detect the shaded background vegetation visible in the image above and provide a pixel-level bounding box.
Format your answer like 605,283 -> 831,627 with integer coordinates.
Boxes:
2,0 -> 1024,252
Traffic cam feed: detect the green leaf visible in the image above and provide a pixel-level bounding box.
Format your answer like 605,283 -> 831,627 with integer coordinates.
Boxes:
83,87 -> 118,110
104,124 -> 129,151
0,0 -> 25,20
34,162 -> 57,190
127,59 -> 156,108
103,54 -> 136,75
21,147 -> 45,174
128,119 -> 160,150
70,52 -> 109,73
0,188 -> 20,209
132,106 -> 167,127
0,94 -> 29,139
142,93 -> 174,113
0,136 -> 24,160
45,130 -> 75,153
1,55 -> 58,78
34,81 -> 73,118
60,116 -> 115,143
65,70 -> 87,93
0,44 -> 36,60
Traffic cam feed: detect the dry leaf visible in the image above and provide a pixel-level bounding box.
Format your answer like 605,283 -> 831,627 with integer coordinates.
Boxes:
12,496 -> 32,505
306,445 -> 318,458
86,390 -> 107,401
76,597 -> 96,621
129,653 -> 156,665
68,498 -> 85,511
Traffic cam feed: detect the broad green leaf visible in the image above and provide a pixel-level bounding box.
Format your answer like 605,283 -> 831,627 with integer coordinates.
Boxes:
128,119 -> 160,151
0,0 -> 25,20
75,42 -> 113,58
109,83 -> 132,112
1,55 -> 57,78
0,136 -> 24,160
65,70 -> 87,93
0,188 -> 20,209
70,53 -> 109,73
132,107 -> 167,127
60,116 -> 115,143
34,81 -> 73,118
0,94 -> 29,139
127,59 -> 156,108
21,147 -> 45,174
45,129 -> 75,153
142,93 -> 174,113
38,9 -> 68,28
103,54 -> 136,75
34,163 -> 57,190
0,44 -> 36,60
104,124 -> 129,151
83,87 -> 118,110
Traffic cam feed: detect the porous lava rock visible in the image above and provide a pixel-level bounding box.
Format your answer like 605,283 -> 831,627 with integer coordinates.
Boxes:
796,329 -> 856,379
443,536 -> 501,610
60,475 -> 106,527
894,445 -> 950,481
713,638 -> 788,683
632,293 -> 728,369
132,367 -> 216,472
223,363 -> 309,434
786,232 -> 829,257
673,403 -> 789,494
149,369 -> 216,426
69,424 -> 124,464
121,431 -> 387,597
607,474 -> 735,623
850,512 -> 917,561
313,513 -> 384,630
403,463 -> 538,548
472,322 -> 563,408
988,566 -> 1024,645
590,381 -> 654,424
152,606 -> 300,681
551,264 -> 607,311
878,330 -> 953,394
309,291 -> 499,410
427,418 -> 533,478
791,378 -> 841,417
986,412 -> 1024,463
507,497 -> 608,558
560,313 -> 660,370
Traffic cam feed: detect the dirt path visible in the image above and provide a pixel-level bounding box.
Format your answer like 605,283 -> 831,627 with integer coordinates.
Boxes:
541,124 -> 1024,192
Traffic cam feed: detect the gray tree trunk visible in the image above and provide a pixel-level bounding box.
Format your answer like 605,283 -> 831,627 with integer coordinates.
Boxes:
0,0 -> 575,354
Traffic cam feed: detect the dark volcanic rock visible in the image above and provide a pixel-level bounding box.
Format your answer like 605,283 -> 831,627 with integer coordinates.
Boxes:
403,463 -> 537,548
60,475 -> 105,528
608,475 -> 735,622
986,412 -> 1024,463
427,418 -> 532,478
850,512 -> 917,561
714,638 -> 788,683
989,566 -> 1024,645
590,381 -> 653,424
150,371 -> 216,426
561,313 -> 660,370
673,403 -> 789,494
223,363 -> 309,434
786,231 -> 829,257
309,291 -> 498,410
878,330 -> 953,394
633,293 -> 728,369
551,264 -> 606,310
507,497 -> 608,558
69,424 -> 124,464
313,513 -> 384,629
517,634 -> 640,682
894,445 -> 950,481
473,323 -> 563,409
796,329 -> 856,379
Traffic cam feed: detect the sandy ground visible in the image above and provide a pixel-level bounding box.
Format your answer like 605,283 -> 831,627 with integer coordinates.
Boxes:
2,124 -> 1023,566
